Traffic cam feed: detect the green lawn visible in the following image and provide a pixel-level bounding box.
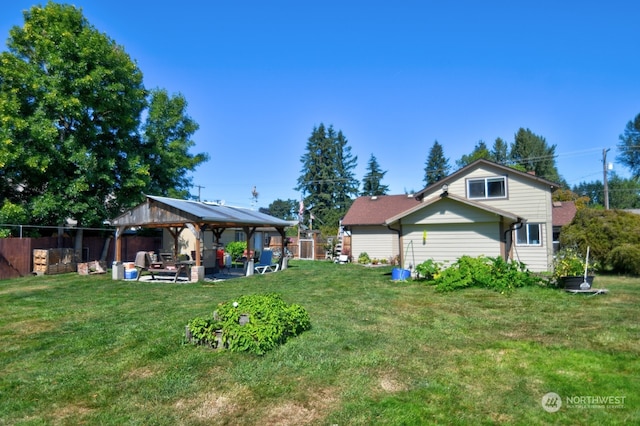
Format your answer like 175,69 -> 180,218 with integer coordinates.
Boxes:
1,261 -> 638,425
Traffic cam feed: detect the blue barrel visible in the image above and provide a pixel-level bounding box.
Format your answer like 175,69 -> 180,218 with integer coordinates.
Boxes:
392,268 -> 411,281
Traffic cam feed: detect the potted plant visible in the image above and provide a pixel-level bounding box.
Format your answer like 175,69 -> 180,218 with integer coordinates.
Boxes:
552,247 -> 596,290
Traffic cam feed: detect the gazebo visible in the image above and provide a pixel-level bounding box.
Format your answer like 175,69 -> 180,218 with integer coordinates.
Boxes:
110,195 -> 291,280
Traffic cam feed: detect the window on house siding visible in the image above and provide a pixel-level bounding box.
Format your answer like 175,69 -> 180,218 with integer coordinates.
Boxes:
467,176 -> 507,199
235,230 -> 246,242
515,223 -> 541,246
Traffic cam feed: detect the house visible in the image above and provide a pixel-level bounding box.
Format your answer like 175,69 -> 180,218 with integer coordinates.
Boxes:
342,159 -> 559,272
552,201 -> 577,252
341,194 -> 420,262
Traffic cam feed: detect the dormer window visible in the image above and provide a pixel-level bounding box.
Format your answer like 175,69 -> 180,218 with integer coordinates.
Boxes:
467,176 -> 507,199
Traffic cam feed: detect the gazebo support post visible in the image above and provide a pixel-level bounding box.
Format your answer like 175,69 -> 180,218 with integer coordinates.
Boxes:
112,226 -> 126,280
243,226 -> 256,276
276,227 -> 288,270
191,223 -> 204,282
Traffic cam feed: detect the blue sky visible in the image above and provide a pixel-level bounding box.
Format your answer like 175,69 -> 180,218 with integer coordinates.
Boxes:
2,1 -> 639,209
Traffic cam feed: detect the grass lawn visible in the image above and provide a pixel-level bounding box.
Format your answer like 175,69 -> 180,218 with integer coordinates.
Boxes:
0,261 -> 638,425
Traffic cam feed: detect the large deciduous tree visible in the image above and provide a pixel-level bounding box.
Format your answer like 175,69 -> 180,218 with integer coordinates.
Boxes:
456,140 -> 491,168
617,113 -> 640,178
424,140 -> 450,185
141,88 -> 208,200
361,154 -> 389,196
295,123 -> 359,228
0,3 -> 207,231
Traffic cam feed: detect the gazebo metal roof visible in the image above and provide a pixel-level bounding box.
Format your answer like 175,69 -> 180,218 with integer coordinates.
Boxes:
111,195 -> 291,228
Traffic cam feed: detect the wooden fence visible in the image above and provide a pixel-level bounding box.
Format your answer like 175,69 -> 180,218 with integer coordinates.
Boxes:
0,235 -> 161,280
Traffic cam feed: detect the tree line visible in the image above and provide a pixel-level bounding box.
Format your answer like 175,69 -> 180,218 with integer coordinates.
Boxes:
267,118 -> 640,231
3,3 -> 640,241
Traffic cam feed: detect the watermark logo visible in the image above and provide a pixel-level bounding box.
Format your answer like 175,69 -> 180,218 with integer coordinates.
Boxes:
542,392 -> 562,413
542,392 -> 626,412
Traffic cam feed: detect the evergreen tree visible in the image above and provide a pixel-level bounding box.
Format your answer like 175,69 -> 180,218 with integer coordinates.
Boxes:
617,113 -> 640,178
266,199 -> 298,220
361,154 -> 389,196
456,140 -> 491,168
424,140 -> 450,185
295,124 -> 359,228
491,137 -> 510,164
510,128 -> 562,183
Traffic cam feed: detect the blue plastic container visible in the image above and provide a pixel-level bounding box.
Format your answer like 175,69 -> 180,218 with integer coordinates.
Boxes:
392,268 -> 411,281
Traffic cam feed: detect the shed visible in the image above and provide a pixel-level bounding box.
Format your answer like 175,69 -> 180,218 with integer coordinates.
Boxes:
110,195 -> 291,279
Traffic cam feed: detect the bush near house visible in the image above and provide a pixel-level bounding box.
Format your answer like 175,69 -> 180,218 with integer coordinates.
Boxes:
560,208 -> 640,275
415,255 -> 544,292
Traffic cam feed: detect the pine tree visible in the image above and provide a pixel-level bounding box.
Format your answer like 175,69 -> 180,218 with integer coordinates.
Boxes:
361,154 -> 389,196
295,124 -> 359,227
491,137 -> 510,164
424,140 -> 450,185
617,113 -> 640,178
510,128 -> 561,182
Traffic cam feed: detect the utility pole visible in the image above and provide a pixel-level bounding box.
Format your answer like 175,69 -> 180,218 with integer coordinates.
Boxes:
603,148 -> 610,210
194,185 -> 205,202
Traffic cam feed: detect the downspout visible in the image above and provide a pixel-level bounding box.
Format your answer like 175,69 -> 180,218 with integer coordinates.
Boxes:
504,218 -> 525,262
387,221 -> 402,266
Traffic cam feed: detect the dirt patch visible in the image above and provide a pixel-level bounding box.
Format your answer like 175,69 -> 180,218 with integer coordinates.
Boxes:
0,284 -> 50,295
263,387 -> 339,425
176,385 -> 253,422
2,318 -> 56,336
379,374 -> 407,393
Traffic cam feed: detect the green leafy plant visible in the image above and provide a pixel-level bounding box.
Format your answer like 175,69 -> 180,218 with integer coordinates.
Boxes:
358,252 -> 371,264
428,255 -> 543,293
188,293 -> 311,355
225,241 -> 247,262
415,259 -> 442,280
187,317 -> 223,347
552,247 -> 596,280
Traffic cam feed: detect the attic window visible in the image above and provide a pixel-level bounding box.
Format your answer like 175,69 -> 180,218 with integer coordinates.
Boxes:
467,176 -> 507,199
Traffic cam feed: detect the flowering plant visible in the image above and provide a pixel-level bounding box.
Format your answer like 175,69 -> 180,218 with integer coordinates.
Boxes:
552,247 -> 596,279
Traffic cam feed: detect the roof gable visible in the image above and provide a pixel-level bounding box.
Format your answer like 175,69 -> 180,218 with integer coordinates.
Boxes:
414,159 -> 559,200
385,193 -> 520,225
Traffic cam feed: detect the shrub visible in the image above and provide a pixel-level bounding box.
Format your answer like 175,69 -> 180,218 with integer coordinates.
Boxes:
225,241 -> 246,261
429,255 -> 543,292
187,293 -> 311,355
560,208 -> 640,273
358,252 -> 371,264
415,259 -> 442,280
608,244 -> 640,275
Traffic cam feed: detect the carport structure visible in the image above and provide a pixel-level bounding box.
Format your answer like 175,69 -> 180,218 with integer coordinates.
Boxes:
111,195 -> 291,279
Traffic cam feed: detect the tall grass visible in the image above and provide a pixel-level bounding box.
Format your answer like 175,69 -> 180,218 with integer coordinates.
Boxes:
0,262 -> 638,424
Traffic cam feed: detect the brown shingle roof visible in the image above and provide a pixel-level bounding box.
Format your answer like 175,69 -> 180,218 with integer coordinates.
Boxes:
552,201 -> 577,227
342,195 -> 420,226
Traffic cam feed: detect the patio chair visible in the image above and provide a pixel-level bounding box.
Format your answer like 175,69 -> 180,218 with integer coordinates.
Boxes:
254,249 -> 280,274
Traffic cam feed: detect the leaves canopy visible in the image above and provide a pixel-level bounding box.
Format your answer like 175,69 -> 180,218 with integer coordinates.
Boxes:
361,154 -> 389,196
456,140 -> 491,168
0,3 -> 207,228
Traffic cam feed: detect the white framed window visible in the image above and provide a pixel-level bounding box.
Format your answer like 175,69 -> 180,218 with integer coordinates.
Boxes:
467,176 -> 507,199
515,223 -> 542,246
